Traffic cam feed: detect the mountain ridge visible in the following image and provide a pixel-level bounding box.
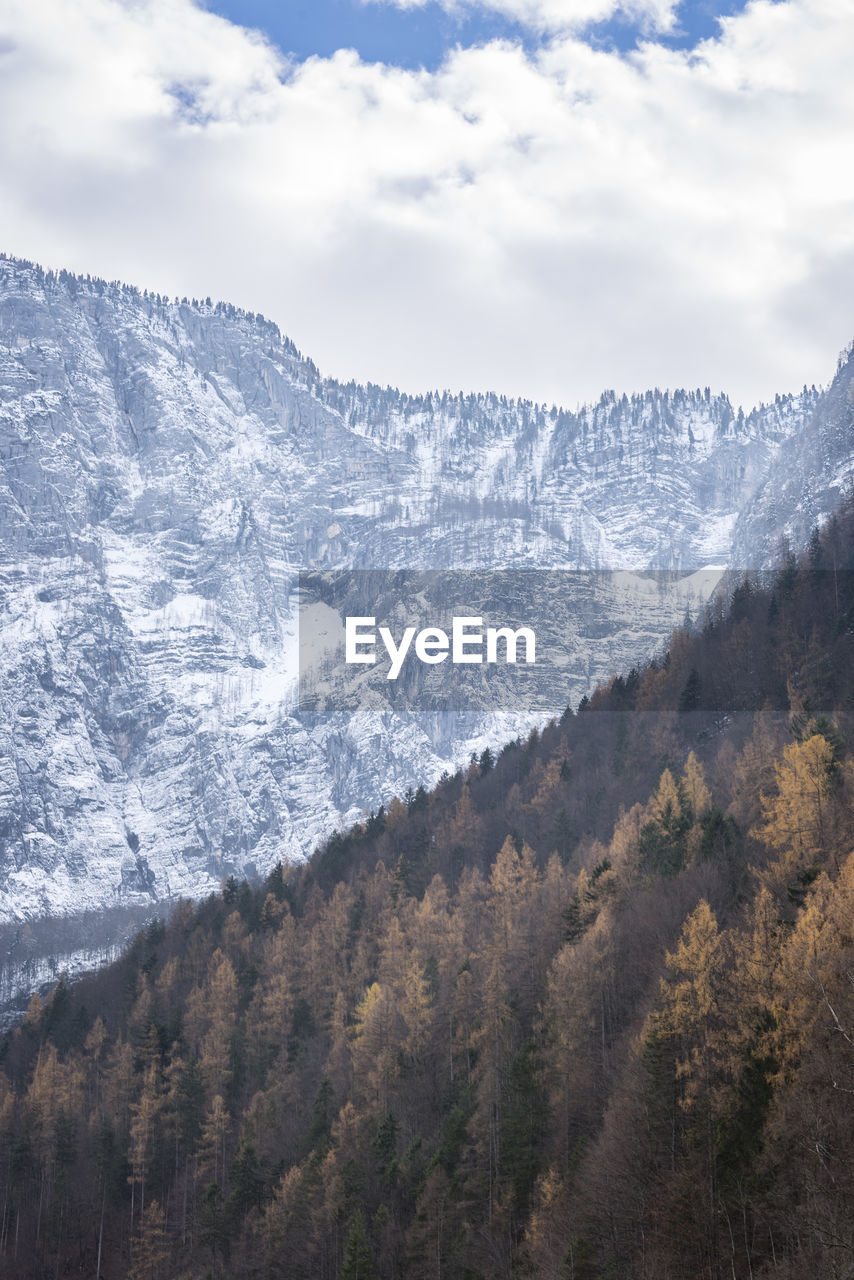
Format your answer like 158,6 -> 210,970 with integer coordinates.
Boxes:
0,251 -> 851,927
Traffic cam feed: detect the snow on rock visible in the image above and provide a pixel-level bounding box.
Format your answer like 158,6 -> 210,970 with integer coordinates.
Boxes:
0,253 -> 847,925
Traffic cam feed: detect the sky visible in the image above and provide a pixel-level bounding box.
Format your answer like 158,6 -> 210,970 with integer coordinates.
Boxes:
0,0 -> 853,410
205,0 -> 757,68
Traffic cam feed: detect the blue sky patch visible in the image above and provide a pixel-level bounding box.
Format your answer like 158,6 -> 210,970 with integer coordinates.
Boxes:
204,0 -> 769,69
205,1 -> 533,72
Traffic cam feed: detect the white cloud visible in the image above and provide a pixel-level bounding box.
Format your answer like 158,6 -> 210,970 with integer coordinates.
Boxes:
0,0 -> 852,409
359,0 -> 680,37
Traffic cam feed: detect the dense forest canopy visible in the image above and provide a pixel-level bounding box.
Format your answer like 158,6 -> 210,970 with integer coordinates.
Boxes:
2,500 -> 854,1278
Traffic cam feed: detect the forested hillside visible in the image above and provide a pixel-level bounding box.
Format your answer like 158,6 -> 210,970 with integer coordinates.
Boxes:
2,504 -> 854,1278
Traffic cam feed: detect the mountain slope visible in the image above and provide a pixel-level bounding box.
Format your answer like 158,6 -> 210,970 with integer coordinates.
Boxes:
2,501 -> 854,1279
0,253 -> 847,924
732,340 -> 854,565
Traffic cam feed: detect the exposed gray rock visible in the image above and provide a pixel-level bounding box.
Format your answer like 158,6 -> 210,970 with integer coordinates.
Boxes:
0,253 -> 841,923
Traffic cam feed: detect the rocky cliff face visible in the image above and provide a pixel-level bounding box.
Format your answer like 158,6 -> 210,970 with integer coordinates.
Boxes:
731,343 -> 854,566
0,254 -> 844,922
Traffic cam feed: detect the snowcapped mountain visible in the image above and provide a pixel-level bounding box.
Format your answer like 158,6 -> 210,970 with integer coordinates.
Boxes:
731,340 -> 854,565
0,253 -> 849,925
